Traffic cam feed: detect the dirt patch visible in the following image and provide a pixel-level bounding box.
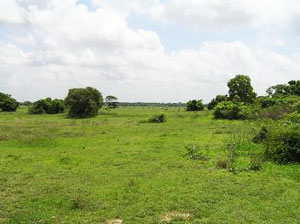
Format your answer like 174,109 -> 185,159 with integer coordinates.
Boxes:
106,219 -> 123,224
160,211 -> 190,223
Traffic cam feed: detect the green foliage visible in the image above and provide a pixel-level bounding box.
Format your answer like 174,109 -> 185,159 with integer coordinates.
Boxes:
267,80 -> 300,97
252,127 -> 268,143
0,92 -> 19,112
264,127 -> 300,163
227,74 -> 257,103
65,87 -> 103,118
213,101 -> 244,120
184,144 -> 209,161
207,95 -> 228,110
28,98 -> 64,115
148,114 -> 166,123
216,159 -> 228,169
255,122 -> 300,164
105,95 -> 118,108
248,154 -> 264,171
186,99 -> 204,111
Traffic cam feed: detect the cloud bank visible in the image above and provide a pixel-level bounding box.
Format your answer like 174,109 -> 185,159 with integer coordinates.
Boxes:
0,0 -> 299,102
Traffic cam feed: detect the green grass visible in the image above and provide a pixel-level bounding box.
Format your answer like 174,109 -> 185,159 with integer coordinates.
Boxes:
0,107 -> 299,223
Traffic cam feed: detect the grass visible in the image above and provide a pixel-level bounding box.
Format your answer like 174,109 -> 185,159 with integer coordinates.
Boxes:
0,106 -> 299,223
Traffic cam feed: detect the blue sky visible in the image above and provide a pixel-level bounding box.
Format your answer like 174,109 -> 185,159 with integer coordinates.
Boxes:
0,0 -> 300,102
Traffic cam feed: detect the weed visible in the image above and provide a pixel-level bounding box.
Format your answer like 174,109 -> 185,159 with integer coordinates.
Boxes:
184,144 -> 210,161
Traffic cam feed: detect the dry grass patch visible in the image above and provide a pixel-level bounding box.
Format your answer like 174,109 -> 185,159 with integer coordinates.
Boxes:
106,219 -> 123,224
160,211 -> 190,223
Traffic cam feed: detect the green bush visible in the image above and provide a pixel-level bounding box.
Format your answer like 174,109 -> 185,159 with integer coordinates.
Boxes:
207,95 -> 228,110
184,144 -> 209,161
259,105 -> 294,120
0,92 -> 19,112
264,129 -> 300,163
255,123 -> 300,164
148,114 -> 166,123
29,98 -> 64,115
65,87 -> 104,118
213,101 -> 245,120
186,100 -> 204,111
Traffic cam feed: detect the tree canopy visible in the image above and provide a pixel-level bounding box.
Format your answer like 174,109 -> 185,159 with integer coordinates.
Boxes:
227,75 -> 256,103
65,87 -> 103,118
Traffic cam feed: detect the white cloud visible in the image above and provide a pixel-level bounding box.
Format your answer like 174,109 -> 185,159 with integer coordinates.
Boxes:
0,0 -> 25,24
150,0 -> 299,30
0,0 -> 300,103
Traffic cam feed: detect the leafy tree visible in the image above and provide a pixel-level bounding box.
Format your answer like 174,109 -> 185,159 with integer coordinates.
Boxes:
228,75 -> 256,103
29,98 -> 64,114
105,95 -> 118,108
186,100 -> 204,111
0,92 -> 19,112
267,80 -> 300,97
207,95 -> 228,110
65,87 -> 103,118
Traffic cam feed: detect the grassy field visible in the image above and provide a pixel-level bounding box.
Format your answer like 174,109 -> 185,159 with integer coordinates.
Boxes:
0,107 -> 299,224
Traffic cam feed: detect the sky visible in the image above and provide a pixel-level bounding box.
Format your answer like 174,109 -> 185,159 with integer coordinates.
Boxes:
0,0 -> 300,103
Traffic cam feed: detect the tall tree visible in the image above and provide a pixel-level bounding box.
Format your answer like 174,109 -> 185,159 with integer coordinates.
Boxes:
227,75 -> 256,103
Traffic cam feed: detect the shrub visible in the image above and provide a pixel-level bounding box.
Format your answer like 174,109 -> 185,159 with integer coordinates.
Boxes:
264,128 -> 300,163
148,114 -> 166,123
0,92 -> 19,112
255,123 -> 300,164
186,100 -> 204,111
259,105 -> 294,120
216,159 -> 228,169
29,98 -> 65,115
184,144 -> 209,161
213,101 -> 244,120
252,127 -> 268,143
248,154 -> 264,171
65,87 -> 103,118
207,95 -> 228,110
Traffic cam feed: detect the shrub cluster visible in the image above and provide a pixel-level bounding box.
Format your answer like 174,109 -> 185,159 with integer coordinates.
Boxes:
65,87 -> 103,118
253,120 -> 300,163
148,114 -> 166,123
213,101 -> 247,120
186,100 -> 204,111
0,92 -> 19,112
29,98 -> 65,114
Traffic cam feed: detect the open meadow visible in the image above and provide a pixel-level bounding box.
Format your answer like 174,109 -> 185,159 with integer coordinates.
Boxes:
0,106 -> 299,224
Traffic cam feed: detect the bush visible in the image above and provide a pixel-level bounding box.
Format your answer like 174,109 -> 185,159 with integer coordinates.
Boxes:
264,128 -> 300,163
184,144 -> 209,161
207,95 -> 228,110
0,92 -> 19,112
259,105 -> 294,120
255,123 -> 300,164
252,127 -> 268,143
216,159 -> 228,169
29,98 -> 65,115
186,100 -> 204,111
148,114 -> 166,123
65,87 -> 104,118
213,101 -> 245,120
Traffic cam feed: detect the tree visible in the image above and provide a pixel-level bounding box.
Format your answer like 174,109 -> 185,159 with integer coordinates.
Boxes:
267,80 -> 300,97
0,92 -> 19,112
64,87 -> 103,118
105,95 -> 118,108
227,75 -> 256,103
186,100 -> 204,111
28,98 -> 64,114
207,95 -> 228,110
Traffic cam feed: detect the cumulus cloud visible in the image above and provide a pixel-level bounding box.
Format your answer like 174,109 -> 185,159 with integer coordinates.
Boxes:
149,0 -> 300,31
0,0 -> 25,24
0,0 -> 299,103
